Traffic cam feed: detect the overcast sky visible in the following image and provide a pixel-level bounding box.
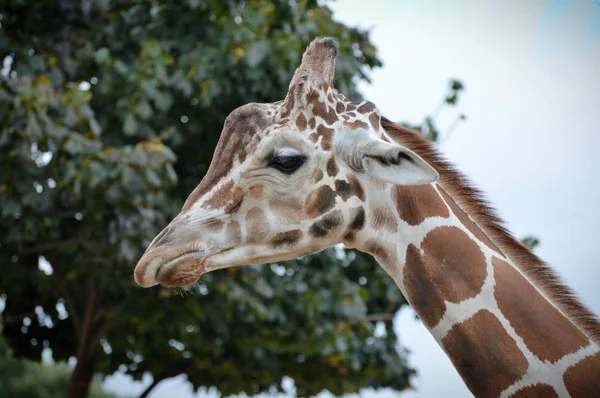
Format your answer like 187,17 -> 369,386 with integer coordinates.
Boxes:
105,1 -> 600,397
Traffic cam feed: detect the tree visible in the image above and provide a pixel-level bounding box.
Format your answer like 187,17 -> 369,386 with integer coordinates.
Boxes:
0,1 -> 423,397
0,323 -> 116,398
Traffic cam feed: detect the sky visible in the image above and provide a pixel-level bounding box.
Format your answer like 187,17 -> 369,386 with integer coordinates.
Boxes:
104,1 -> 600,397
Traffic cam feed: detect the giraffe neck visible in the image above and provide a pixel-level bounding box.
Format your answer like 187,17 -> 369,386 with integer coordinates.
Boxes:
351,181 -> 600,397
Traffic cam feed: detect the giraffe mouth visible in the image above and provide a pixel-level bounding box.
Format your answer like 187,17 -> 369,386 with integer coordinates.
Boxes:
151,250 -> 208,287
154,248 -> 240,287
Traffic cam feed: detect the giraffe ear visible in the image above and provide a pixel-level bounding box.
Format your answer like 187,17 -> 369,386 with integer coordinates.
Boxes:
359,138 -> 439,186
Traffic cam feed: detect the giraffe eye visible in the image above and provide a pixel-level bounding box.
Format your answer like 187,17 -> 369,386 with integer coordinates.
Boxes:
269,155 -> 305,174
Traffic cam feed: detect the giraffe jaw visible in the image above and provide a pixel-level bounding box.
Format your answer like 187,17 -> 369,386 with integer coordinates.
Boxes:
203,244 -> 324,274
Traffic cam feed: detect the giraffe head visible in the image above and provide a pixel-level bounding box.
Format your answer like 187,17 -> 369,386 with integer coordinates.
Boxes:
134,37 -> 438,287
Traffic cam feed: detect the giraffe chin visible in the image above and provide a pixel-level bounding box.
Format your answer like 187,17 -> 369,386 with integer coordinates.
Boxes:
154,251 -> 207,287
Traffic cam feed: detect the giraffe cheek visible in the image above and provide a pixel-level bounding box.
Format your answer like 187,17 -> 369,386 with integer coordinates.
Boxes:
248,184 -> 264,199
269,198 -> 303,224
245,207 -> 269,243
226,221 -> 242,246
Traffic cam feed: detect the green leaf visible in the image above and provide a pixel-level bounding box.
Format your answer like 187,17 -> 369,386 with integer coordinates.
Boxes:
134,99 -> 153,120
123,114 -> 138,135
245,40 -> 270,68
95,47 -> 111,64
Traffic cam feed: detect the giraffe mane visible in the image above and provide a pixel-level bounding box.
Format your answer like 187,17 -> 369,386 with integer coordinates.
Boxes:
381,117 -> 600,344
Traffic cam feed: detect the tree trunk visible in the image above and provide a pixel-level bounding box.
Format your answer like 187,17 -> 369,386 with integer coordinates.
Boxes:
67,284 -> 102,398
67,353 -> 97,398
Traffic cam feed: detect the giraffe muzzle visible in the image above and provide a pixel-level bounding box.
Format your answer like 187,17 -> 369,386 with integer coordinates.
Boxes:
134,246 -> 208,288
134,211 -> 217,287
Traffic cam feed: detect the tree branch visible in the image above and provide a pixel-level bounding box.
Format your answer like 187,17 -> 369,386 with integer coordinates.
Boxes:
19,239 -> 80,255
57,281 -> 82,335
138,374 -> 169,398
85,320 -> 112,359
84,301 -> 126,360
2,311 -> 37,324
363,312 -> 396,322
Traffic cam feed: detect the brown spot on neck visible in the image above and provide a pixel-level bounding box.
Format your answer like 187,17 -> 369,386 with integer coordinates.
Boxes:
563,351 -> 600,397
357,101 -> 376,114
348,206 -> 365,231
347,174 -> 365,201
343,119 -> 369,130
366,239 -> 395,265
442,310 -> 528,398
403,226 -> 487,328
392,184 -> 449,226
343,206 -> 365,243
368,204 -> 398,233
512,384 -> 558,398
439,187 -> 502,254
493,257 -> 589,362
368,112 -> 380,131
381,117 -> 600,344
404,244 -> 445,327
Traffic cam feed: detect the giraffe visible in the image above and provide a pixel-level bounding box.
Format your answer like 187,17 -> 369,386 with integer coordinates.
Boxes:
134,38 -> 600,397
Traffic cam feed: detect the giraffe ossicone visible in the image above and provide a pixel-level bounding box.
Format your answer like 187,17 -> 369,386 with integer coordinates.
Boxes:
134,37 -> 600,397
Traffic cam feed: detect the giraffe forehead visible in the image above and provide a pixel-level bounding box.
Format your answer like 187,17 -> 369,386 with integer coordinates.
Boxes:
181,103 -> 276,211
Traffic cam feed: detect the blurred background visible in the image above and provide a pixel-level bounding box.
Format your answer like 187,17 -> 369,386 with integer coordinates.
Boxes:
0,1 -> 598,397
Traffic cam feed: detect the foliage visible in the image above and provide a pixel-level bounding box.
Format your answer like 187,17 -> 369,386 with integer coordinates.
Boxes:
521,235 -> 540,251
0,324 -> 24,393
0,326 -> 116,398
0,0 -> 421,397
402,79 -> 467,143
